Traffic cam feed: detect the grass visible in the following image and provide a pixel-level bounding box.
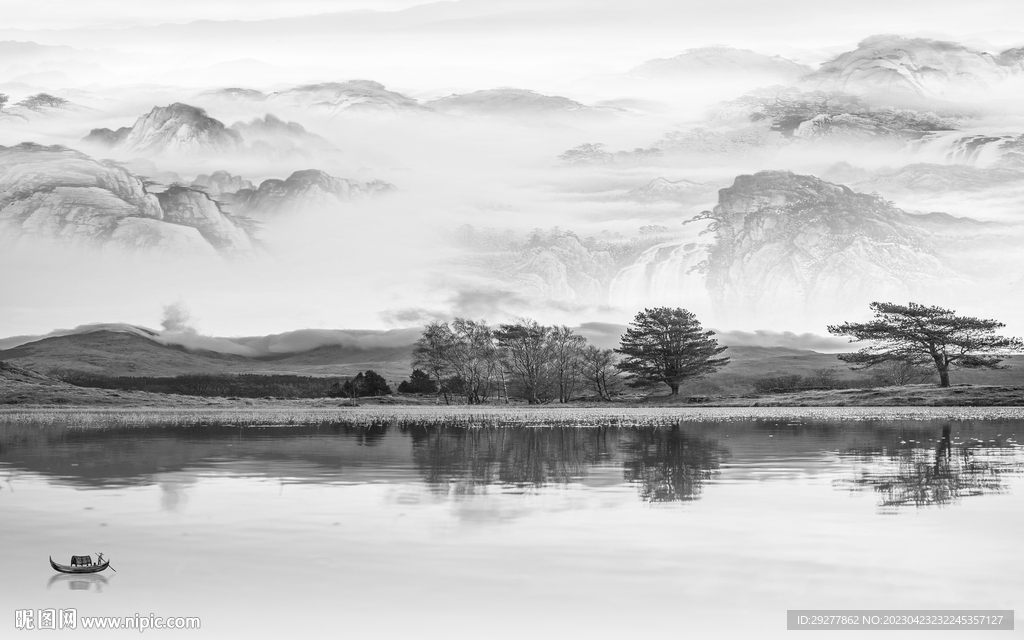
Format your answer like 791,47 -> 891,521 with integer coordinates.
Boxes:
3,404 -> 1024,429
3,360 -> 1024,426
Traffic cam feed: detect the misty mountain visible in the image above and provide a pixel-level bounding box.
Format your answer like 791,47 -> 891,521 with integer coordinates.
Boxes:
82,126 -> 131,146
807,35 -> 1024,101
425,87 -> 602,119
190,170 -> 254,197
219,169 -> 394,219
466,170 -> 1006,329
630,45 -> 811,82
154,186 -> 258,256
693,170 -> 978,325
0,143 -> 256,257
0,327 -> 415,378
0,40 -> 110,86
854,163 -> 1024,193
84,103 -> 243,156
624,177 -> 708,202
229,113 -> 336,154
709,86 -> 961,140
204,80 -> 428,118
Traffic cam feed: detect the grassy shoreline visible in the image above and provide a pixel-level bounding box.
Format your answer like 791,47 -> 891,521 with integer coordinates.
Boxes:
4,362 -> 1024,425
3,403 -> 1024,427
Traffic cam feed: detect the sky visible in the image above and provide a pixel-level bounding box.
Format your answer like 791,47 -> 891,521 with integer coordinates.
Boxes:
3,0 -> 1024,343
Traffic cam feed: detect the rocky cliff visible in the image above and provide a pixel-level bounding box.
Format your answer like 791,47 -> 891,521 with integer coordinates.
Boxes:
0,143 -> 255,257
155,186 -> 258,257
710,86 -> 960,140
691,170 -> 971,325
119,103 -> 243,156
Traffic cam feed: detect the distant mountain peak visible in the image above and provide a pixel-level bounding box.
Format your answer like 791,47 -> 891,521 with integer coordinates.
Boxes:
807,34 -> 1020,101
119,103 -> 243,156
690,169 -> 973,325
426,87 -> 591,115
221,169 -> 393,219
625,177 -> 706,202
630,45 -> 810,80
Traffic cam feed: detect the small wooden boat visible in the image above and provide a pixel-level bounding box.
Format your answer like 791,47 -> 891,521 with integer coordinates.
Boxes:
49,554 -> 110,574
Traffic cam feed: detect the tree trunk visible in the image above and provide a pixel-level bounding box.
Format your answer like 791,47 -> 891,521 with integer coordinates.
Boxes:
938,368 -> 950,388
668,382 -> 679,396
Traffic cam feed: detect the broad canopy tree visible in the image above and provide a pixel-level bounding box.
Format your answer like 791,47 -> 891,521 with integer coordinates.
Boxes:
828,302 -> 1024,387
615,307 -> 729,395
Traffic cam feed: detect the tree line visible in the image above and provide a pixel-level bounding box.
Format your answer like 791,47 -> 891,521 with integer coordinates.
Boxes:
41,301 -> 1024,402
411,308 -> 729,404
411,318 -> 625,404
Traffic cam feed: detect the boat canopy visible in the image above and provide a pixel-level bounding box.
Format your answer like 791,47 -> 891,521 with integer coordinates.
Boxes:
71,556 -> 92,566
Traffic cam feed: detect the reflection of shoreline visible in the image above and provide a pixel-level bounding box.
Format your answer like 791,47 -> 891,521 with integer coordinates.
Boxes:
47,573 -> 109,592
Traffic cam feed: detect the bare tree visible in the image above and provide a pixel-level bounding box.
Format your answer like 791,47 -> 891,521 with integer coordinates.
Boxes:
581,346 -> 623,401
879,358 -> 934,386
549,326 -> 587,403
807,368 -> 840,389
412,322 -> 455,404
495,319 -> 553,404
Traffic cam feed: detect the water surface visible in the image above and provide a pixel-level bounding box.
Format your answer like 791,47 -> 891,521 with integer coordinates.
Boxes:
1,418 -> 1022,638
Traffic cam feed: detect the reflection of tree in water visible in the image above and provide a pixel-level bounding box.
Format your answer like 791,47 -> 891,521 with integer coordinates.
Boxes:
839,426 -> 1024,512
343,423 -> 389,446
620,426 -> 728,502
404,426 -> 613,494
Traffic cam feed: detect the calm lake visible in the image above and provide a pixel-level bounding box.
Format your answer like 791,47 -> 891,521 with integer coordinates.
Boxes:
1,415 -> 1022,638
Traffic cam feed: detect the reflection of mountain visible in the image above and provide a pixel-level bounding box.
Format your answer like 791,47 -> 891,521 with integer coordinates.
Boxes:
693,170 -> 976,325
0,143 -> 255,257
220,169 -> 393,219
3,422 -> 1019,510
838,428 -> 1023,511
621,427 -> 728,502
630,46 -> 809,82
807,35 -> 1023,101
0,423 -> 415,489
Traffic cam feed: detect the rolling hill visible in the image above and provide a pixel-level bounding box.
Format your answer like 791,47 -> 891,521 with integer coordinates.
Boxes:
3,326 -> 1023,397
